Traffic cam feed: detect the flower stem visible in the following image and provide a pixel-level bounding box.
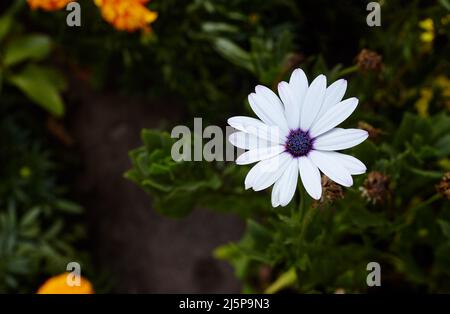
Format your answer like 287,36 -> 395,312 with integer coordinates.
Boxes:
410,193 -> 442,213
298,187 -> 316,243
299,205 -> 316,243
298,185 -> 306,221
337,65 -> 358,77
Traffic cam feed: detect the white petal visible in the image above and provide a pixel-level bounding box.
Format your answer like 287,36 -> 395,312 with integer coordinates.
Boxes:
271,178 -> 282,207
255,85 -> 284,109
289,69 -> 309,127
277,159 -> 299,206
244,153 -> 287,189
309,150 -> 353,187
278,81 -> 299,130
300,75 -> 327,131
324,152 -> 367,175
228,116 -> 285,143
245,160 -> 265,190
236,145 -> 285,165
299,156 -> 322,200
249,87 -> 289,133
252,153 -> 291,191
313,128 -> 368,151
227,116 -> 266,132
229,132 -> 273,150
317,79 -> 347,119
309,98 -> 359,138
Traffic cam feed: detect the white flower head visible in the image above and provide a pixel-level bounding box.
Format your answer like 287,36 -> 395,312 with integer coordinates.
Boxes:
228,68 -> 368,207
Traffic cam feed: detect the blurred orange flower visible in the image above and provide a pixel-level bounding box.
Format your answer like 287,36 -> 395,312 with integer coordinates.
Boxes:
94,0 -> 158,32
27,0 -> 74,11
37,273 -> 94,294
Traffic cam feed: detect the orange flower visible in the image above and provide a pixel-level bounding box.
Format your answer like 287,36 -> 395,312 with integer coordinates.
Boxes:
27,0 -> 74,11
37,273 -> 94,294
94,0 -> 158,32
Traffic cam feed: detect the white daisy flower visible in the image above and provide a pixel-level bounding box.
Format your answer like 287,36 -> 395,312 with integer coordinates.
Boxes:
228,68 -> 368,207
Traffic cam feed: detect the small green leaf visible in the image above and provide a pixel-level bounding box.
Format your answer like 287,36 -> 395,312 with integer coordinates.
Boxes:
3,34 -> 51,67
435,135 -> 450,157
7,64 -> 66,116
202,22 -> 239,33
438,220 -> 450,238
438,0 -> 450,11
0,15 -> 13,42
54,200 -> 83,214
19,207 -> 40,228
213,38 -> 255,73
265,267 -> 297,294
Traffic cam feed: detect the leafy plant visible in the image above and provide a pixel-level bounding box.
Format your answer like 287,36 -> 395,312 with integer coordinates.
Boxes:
126,0 -> 450,293
0,3 -> 66,117
125,129 -> 269,218
0,104 -> 88,293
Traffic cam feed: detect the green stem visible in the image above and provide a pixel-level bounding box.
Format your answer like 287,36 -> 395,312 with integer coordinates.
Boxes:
299,205 -> 316,243
337,65 -> 358,77
410,194 -> 442,213
298,185 -> 306,221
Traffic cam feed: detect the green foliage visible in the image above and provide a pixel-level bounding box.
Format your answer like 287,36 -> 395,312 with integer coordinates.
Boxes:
0,104 -> 89,293
126,130 -> 221,217
212,30 -> 295,86
214,111 -> 450,293
125,129 -> 268,218
0,203 -> 84,292
0,0 -> 448,293
3,35 -> 51,67
0,6 -> 66,116
124,0 -> 450,293
8,64 -> 66,117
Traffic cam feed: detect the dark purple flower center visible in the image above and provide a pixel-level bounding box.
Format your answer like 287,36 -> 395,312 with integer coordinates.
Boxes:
285,129 -> 313,157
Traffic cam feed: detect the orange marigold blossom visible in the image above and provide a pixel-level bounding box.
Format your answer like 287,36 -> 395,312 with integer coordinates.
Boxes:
94,0 -> 158,32
27,0 -> 74,11
37,273 -> 94,294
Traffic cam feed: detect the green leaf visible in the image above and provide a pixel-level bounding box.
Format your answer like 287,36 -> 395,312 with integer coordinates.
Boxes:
435,135 -> 450,157
213,243 -> 251,279
409,168 -> 443,179
212,38 -> 255,73
0,15 -> 13,42
214,243 -> 239,260
37,67 -> 68,92
438,220 -> 450,238
54,200 -> 83,214
3,34 -> 51,67
438,0 -> 450,11
202,22 -> 239,33
7,64 -> 66,116
153,191 -> 196,218
19,207 -> 40,228
265,267 -> 297,294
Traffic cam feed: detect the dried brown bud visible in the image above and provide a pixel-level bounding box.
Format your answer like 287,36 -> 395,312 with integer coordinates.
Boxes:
320,175 -> 344,203
357,121 -> 382,140
356,49 -> 383,72
360,171 -> 390,204
436,172 -> 450,200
